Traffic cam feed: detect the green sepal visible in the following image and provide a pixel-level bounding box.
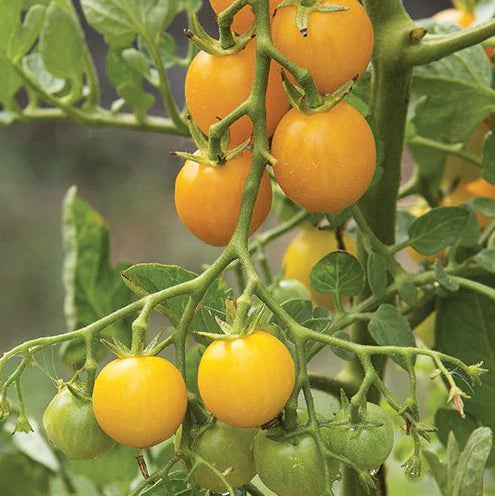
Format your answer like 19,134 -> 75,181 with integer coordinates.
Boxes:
66,383 -> 91,403
186,13 -> 254,56
100,335 -> 132,358
13,415 -> 34,434
225,298 -> 237,325
276,0 -> 348,37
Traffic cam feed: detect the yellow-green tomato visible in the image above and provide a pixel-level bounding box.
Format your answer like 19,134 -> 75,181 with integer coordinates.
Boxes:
254,428 -> 340,496
43,387 -> 114,460
326,403 -> 394,471
198,330 -> 296,428
191,421 -> 257,492
92,356 -> 187,448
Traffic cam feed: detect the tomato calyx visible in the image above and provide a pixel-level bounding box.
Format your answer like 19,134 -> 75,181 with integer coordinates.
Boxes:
186,13 -> 254,56
173,115 -> 250,166
276,0 -> 349,37
282,72 -> 356,114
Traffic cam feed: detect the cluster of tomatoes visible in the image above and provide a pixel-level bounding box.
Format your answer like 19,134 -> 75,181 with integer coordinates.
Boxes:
175,0 -> 377,247
43,328 -> 394,494
41,1 -> 396,493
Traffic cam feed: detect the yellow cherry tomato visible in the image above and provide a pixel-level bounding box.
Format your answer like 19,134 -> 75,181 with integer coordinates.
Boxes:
92,357 -> 187,448
198,330 -> 296,428
283,225 -> 357,308
272,0 -> 373,95
174,149 -> 272,247
185,42 -> 288,145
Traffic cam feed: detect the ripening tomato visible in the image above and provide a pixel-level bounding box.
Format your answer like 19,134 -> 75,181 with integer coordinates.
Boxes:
198,330 -> 296,428
92,356 -> 187,448
191,421 -> 257,492
254,427 -> 340,496
325,403 -> 394,471
209,0 -> 280,33
271,0 -> 373,95
175,149 -> 272,246
283,226 -> 356,308
433,8 -> 475,28
185,43 -> 288,144
43,387 -> 114,460
272,102 -> 376,213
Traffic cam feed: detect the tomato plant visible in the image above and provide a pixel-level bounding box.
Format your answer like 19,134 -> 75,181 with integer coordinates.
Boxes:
92,357 -> 187,448
43,387 -> 114,460
198,330 -> 296,428
1,0 -> 495,495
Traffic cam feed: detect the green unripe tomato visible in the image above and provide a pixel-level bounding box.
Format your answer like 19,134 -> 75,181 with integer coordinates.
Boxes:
191,421 -> 257,492
272,279 -> 311,304
254,427 -> 340,496
43,387 -> 114,460
325,403 -> 394,471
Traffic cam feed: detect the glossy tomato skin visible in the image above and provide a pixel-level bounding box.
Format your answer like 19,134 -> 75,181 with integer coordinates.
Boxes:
92,356 -> 187,448
326,403 -> 394,471
43,387 -> 114,460
198,330 -> 296,428
283,226 -> 356,308
272,0 -> 373,95
185,43 -> 288,144
191,421 -> 257,492
254,428 -> 340,496
175,149 -> 272,246
272,102 -> 376,213
209,0 -> 280,33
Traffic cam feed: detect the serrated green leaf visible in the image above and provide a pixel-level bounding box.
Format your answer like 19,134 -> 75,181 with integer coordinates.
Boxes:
81,0 -> 178,46
330,331 -> 354,361
367,252 -> 388,299
62,186 -> 132,353
436,280 -> 495,464
310,251 -> 365,297
121,263 -> 230,335
122,48 -> 150,77
368,304 -> 415,370
39,2 -> 84,90
106,47 -> 154,121
471,197 -> 495,217
452,427 -> 493,496
408,206 -> 470,255
270,299 -> 313,327
23,52 -> 65,94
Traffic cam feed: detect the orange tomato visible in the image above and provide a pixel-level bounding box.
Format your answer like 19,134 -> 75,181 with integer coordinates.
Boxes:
92,357 -> 187,448
209,0 -> 280,33
283,226 -> 356,308
185,43 -> 288,145
175,149 -> 272,246
272,102 -> 376,213
271,0 -> 373,94
198,330 -> 296,428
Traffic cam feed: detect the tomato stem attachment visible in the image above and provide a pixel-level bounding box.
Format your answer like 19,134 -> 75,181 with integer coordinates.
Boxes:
136,453 -> 150,479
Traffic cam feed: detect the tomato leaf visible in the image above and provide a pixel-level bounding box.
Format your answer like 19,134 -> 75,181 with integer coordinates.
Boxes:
407,206 -> 470,255
368,304 -> 415,370
436,281 -> 495,462
23,53 -> 65,95
483,130 -> 495,185
434,261 -> 460,292
121,263 -> 231,336
62,186 -> 133,353
310,251 -> 365,297
81,0 -> 179,46
474,249 -> 495,274
367,252 -> 388,299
